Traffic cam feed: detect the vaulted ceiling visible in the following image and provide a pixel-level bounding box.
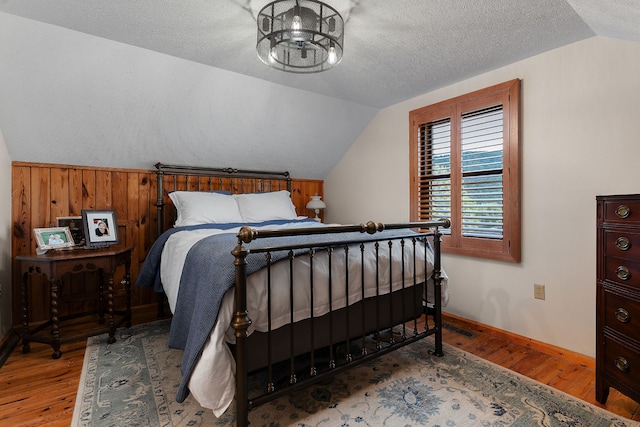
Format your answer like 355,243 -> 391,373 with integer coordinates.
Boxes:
0,1 -> 638,177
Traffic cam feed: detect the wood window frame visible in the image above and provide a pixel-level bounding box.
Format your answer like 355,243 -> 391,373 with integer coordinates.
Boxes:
410,79 -> 521,262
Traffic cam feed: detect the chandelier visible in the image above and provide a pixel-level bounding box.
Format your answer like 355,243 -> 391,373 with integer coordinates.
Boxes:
257,0 -> 344,73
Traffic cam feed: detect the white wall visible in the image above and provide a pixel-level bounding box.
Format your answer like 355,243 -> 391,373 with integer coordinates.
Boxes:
325,36 -> 640,357
0,127 -> 11,340
0,12 -> 377,180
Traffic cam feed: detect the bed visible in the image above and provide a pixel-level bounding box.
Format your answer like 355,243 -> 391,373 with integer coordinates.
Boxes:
137,163 -> 451,427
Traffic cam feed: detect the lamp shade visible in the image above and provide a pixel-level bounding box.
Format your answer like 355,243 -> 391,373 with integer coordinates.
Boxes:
306,195 -> 326,210
306,194 -> 326,221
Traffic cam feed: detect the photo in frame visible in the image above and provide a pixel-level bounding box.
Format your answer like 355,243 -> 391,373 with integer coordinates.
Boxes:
33,227 -> 75,252
82,210 -> 120,246
56,216 -> 85,245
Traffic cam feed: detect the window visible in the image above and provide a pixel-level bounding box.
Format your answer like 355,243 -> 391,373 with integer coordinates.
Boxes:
410,79 -> 521,262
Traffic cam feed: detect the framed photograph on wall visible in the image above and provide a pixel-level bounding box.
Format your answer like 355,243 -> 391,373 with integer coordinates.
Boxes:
82,210 -> 120,247
56,216 -> 85,245
33,227 -> 75,252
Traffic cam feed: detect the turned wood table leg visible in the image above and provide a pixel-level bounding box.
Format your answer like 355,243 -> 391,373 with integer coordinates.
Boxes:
123,281 -> 131,328
107,272 -> 116,344
124,256 -> 132,327
21,272 -> 30,354
50,278 -> 62,359
98,269 -> 106,324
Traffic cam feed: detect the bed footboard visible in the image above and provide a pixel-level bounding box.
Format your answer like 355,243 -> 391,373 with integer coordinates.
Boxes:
232,219 -> 450,427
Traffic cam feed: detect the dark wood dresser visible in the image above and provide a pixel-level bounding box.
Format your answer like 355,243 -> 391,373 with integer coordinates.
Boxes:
596,194 -> 640,404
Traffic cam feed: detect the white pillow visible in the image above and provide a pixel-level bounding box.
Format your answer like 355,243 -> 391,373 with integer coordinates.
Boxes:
169,191 -> 243,227
234,190 -> 298,222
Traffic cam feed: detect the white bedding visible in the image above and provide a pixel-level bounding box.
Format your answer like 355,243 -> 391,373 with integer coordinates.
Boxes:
160,220 -> 449,416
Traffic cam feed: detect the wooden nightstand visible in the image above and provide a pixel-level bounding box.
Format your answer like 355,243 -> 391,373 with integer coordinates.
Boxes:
17,246 -> 133,359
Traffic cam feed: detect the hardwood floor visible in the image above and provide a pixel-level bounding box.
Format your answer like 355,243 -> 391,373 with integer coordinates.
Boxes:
441,313 -> 639,422
0,306 -> 638,426
0,304 -> 170,427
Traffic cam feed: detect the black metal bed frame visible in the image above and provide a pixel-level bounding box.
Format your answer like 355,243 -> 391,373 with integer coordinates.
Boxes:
153,163 -> 450,427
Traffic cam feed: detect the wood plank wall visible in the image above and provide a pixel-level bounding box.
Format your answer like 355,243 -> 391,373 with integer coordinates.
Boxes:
10,162 -> 324,327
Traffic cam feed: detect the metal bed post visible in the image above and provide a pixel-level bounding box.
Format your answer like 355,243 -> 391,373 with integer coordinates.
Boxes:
232,227 -> 255,427
155,164 -> 166,317
432,224 -> 444,357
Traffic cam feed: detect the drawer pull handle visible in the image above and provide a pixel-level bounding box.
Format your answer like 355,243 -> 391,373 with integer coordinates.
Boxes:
615,205 -> 631,219
615,237 -> 631,251
615,307 -> 631,323
616,266 -> 631,281
615,356 -> 630,373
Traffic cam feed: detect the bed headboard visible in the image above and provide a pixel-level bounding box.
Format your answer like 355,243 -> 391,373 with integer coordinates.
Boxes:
154,163 -> 292,235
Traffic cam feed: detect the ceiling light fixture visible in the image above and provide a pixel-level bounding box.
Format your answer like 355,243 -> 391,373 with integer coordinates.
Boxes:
257,0 -> 344,73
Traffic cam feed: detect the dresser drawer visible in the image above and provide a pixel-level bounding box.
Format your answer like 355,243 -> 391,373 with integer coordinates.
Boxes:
603,288 -> 640,338
603,199 -> 640,225
605,229 -> 640,260
605,256 -> 640,288
602,335 -> 640,389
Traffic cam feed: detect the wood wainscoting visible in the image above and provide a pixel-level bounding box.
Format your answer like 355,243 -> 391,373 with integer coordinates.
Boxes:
10,162 -> 324,327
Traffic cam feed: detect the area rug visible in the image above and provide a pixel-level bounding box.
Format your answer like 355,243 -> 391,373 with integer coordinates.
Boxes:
72,319 -> 637,427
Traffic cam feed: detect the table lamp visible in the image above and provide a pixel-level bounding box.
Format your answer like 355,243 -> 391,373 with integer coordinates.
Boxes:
306,194 -> 326,221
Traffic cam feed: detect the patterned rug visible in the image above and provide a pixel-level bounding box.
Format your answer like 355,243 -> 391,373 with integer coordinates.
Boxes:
72,319 -> 636,427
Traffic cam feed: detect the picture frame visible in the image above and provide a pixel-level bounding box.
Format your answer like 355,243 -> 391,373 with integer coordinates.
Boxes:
82,210 -> 120,247
56,216 -> 85,245
33,227 -> 76,252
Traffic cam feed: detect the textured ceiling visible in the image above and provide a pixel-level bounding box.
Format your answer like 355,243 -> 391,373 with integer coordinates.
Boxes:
2,0 -> 637,109
1,0 -> 639,178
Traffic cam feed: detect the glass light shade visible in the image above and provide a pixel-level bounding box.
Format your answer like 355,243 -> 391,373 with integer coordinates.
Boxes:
327,45 -> 337,64
306,195 -> 326,221
306,195 -> 326,210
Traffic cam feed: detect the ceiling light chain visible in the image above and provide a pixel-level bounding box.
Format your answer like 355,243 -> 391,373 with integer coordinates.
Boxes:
257,0 -> 344,73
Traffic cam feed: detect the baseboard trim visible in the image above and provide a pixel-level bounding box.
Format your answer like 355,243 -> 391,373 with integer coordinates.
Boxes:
442,312 -> 595,369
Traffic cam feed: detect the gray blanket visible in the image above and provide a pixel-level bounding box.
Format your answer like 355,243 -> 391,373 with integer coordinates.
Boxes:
139,221 -> 426,403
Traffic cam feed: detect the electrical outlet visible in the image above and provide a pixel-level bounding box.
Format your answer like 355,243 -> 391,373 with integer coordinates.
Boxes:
534,284 -> 545,300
